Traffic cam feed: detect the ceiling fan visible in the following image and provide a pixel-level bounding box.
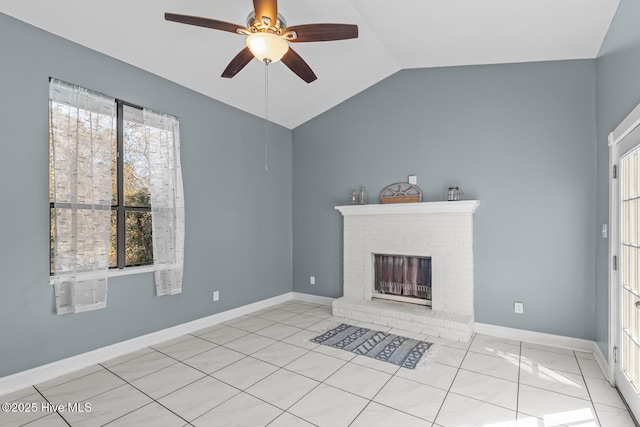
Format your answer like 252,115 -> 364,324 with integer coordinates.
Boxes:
165,0 -> 358,83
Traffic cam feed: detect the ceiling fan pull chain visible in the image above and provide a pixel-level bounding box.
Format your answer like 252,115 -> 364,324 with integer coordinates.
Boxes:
264,59 -> 270,171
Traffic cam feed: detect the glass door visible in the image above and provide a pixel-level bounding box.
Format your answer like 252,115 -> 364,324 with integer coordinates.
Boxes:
615,125 -> 640,418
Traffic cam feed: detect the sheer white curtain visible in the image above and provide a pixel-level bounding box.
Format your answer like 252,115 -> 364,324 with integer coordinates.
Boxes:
144,109 -> 185,296
49,79 -> 115,314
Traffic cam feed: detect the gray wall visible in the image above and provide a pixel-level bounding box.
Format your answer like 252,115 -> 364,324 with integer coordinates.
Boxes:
0,13 -> 292,377
292,61 -> 598,340
595,0 -> 640,355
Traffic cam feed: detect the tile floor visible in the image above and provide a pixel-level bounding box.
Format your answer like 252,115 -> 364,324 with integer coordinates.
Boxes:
1,300 -> 637,427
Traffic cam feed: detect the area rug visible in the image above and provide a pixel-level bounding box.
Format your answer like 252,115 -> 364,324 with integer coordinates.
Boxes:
311,323 -> 432,369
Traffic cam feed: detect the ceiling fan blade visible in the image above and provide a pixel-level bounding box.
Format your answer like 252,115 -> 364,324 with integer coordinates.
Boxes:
284,24 -> 358,43
221,47 -> 255,78
165,13 -> 248,35
253,0 -> 278,26
281,48 -> 317,83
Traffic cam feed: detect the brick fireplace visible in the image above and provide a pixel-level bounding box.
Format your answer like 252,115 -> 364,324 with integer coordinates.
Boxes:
333,200 -> 479,342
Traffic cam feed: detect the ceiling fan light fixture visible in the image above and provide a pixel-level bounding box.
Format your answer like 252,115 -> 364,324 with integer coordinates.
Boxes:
246,32 -> 289,63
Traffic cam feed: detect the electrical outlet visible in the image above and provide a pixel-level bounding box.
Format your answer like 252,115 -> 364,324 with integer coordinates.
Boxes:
408,175 -> 417,185
514,302 -> 524,314
310,276 -> 315,285
213,291 -> 220,301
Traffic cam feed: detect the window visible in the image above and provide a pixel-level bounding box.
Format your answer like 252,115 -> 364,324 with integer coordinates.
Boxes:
49,93 -> 153,272
50,79 -> 184,314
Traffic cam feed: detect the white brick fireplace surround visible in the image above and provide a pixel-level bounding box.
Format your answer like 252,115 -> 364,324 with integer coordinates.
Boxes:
334,201 -> 479,342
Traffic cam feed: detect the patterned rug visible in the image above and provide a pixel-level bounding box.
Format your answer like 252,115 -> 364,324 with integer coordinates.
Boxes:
311,323 -> 432,369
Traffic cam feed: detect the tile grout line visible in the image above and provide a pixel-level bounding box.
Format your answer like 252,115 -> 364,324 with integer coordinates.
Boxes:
515,340 -> 522,422
98,363 -> 194,426
429,332 -> 476,425
31,385 -> 71,427
573,349 -> 603,427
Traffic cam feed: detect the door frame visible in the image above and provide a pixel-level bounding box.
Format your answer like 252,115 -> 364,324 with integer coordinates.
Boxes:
609,101 -> 640,391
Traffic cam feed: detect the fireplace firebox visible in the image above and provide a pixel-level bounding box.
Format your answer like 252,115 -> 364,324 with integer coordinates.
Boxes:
373,254 -> 432,306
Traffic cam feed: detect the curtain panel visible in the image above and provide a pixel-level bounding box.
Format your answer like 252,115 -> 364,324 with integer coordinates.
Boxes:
144,110 -> 185,296
49,79 -> 115,314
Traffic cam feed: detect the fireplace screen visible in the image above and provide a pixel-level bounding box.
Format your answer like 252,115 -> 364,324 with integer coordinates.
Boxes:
374,254 -> 432,301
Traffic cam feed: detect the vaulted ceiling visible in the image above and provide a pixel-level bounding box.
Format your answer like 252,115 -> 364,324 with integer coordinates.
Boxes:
0,0 -> 620,129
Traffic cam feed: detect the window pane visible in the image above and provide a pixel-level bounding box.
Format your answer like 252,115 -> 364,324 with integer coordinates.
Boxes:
123,105 -> 150,207
125,210 -> 153,267
110,210 -> 117,268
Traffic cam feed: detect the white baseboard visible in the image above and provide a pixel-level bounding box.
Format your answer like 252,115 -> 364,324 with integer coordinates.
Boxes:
0,292 -> 294,397
475,322 -> 610,381
593,342 -> 612,384
291,292 -> 335,306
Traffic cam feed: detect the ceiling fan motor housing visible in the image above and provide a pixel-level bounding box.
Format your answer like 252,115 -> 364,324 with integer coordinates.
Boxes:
247,11 -> 287,34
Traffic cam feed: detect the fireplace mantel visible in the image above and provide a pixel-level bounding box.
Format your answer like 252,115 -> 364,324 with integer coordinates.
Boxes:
335,200 -> 479,216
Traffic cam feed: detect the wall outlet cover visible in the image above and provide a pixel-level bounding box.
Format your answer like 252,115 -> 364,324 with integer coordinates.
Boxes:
514,302 -> 524,314
213,291 -> 220,301
310,276 -> 315,285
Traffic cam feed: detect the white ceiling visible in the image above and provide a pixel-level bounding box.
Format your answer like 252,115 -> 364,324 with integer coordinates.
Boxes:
0,0 -> 620,129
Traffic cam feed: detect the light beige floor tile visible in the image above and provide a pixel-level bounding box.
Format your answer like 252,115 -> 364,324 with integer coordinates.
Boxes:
182,345 -> 245,373
255,323 -> 303,340
211,356 -> 279,390
191,392 -> 282,427
104,402 -> 186,427
40,369 -> 126,404
426,344 -> 467,368
231,316 -> 276,332
374,376 -> 447,422
60,384 -> 151,427
578,357 -> 607,380
21,413 -> 69,427
282,329 -> 321,350
105,350 -> 177,382
461,351 -> 520,382
584,376 -> 626,409
251,341 -> 310,367
0,391 -> 48,427
198,325 -> 249,345
351,402 -> 433,427
450,369 -> 518,410
325,363 -> 392,399
280,314 -> 324,329
256,309 -> 298,323
158,376 -> 239,422
518,384 -> 598,425
156,336 -> 217,360
285,351 -> 347,382
268,412 -> 316,427
246,369 -> 319,409
289,384 -> 368,427
519,362 -> 590,400
130,362 -> 205,399
100,348 -> 156,369
469,335 -> 521,359
435,393 -> 517,427
594,402 -> 637,427
396,361 -> 458,391
35,365 -> 103,391
223,333 -> 277,355
521,347 -> 581,375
